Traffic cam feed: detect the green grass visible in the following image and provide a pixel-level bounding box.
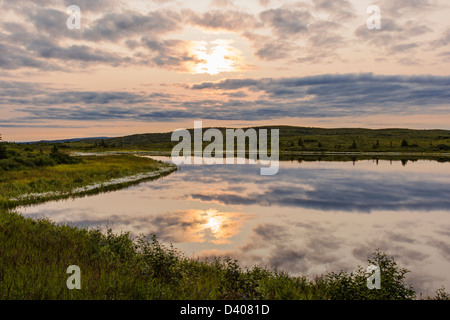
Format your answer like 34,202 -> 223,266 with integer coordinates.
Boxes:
0,144 -> 176,209
276,126 -> 450,153
56,126 -> 450,155
1,210 -> 448,300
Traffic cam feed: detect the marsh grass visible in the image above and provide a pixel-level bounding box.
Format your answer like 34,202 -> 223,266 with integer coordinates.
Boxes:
0,154 -> 176,209
1,210 -> 447,300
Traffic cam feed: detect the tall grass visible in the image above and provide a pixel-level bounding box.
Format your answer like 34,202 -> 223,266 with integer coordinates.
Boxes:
0,154 -> 175,209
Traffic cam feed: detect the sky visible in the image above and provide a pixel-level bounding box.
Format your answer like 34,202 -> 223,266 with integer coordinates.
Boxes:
1,0 -> 450,142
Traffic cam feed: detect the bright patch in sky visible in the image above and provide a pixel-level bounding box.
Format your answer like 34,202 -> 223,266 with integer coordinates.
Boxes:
191,40 -> 240,75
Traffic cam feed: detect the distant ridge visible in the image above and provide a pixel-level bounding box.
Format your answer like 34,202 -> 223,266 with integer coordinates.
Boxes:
52,125 -> 450,154
21,137 -> 113,144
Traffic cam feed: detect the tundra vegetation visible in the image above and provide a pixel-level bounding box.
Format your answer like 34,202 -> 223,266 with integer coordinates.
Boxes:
0,143 -> 176,209
57,126 -> 450,155
1,127 -> 450,300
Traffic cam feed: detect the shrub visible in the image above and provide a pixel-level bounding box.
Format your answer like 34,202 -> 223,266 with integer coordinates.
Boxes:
436,144 -> 450,151
135,234 -> 183,285
430,287 -> 450,300
215,258 -> 264,300
0,143 -> 7,159
325,250 -> 415,300
50,146 -> 81,164
401,139 -> 409,147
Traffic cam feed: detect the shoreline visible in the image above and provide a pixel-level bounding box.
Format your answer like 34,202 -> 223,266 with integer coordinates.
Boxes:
8,164 -> 177,208
70,150 -> 450,157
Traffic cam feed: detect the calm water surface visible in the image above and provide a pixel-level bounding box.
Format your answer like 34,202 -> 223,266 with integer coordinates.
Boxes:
18,157 -> 450,295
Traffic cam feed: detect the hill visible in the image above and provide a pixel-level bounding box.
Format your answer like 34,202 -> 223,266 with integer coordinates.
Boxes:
58,126 -> 450,154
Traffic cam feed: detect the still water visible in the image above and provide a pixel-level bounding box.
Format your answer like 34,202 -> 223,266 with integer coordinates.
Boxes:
18,157 -> 450,296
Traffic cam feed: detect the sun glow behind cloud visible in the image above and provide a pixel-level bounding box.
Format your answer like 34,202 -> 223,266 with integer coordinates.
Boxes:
191,40 -> 241,75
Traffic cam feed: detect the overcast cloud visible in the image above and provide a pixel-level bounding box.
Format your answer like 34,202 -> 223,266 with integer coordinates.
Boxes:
1,0 -> 449,139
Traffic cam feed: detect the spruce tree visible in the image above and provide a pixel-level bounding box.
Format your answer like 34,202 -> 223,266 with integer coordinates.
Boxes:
0,134 -> 7,159
401,139 -> 409,147
0,144 -> 6,159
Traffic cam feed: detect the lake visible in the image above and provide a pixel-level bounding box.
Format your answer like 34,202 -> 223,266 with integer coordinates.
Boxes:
17,156 -> 450,296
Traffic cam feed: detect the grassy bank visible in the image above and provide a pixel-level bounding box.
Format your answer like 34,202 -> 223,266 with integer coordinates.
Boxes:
1,210 -> 448,300
0,145 -> 176,209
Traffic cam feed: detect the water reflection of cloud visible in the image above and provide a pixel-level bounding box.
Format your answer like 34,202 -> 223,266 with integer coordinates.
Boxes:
204,221 -> 346,275
194,215 -> 450,295
18,160 -> 450,297
180,165 -> 450,213
435,224 -> 450,238
21,206 -> 249,245
427,239 -> 450,262
148,209 -> 249,245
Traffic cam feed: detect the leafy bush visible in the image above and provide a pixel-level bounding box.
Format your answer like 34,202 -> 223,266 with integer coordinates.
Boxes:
325,250 -> 415,300
0,143 -> 7,159
401,139 -> 409,147
135,234 -> 183,285
50,146 -> 81,165
436,144 -> 450,151
430,287 -> 450,300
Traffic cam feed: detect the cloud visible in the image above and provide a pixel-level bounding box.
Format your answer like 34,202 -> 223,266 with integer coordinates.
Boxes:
191,74 -> 450,117
427,239 -> 450,261
430,27 -> 450,48
0,42 -> 61,71
306,21 -> 345,50
25,7 -> 76,39
26,37 -> 123,65
259,8 -> 311,38
1,0 -> 447,73
252,223 -> 290,242
2,0 -> 117,11
140,37 -> 197,70
222,91 -> 248,98
375,0 -> 438,15
0,3 -> 191,71
242,32 -> 297,61
83,10 -> 183,42
62,0 -> 119,13
2,73 -> 449,123
185,9 -> 261,32
355,18 -> 432,53
353,0 -> 439,60
312,0 -> 356,21
210,0 -> 235,8
241,2 -> 355,62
